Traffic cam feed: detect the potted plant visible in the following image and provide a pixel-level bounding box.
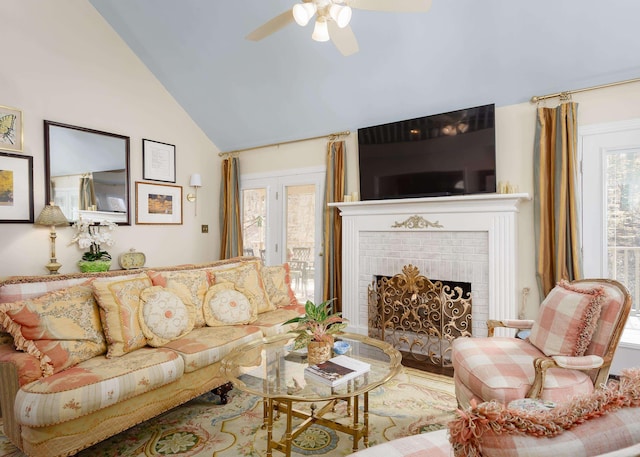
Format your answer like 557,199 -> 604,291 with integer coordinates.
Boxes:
70,219 -> 117,272
283,299 -> 348,364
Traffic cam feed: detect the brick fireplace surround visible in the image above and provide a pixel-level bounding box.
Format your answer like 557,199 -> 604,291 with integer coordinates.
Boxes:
330,194 -> 530,338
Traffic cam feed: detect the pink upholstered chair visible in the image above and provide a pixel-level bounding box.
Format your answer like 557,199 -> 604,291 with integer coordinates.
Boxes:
452,279 -> 631,408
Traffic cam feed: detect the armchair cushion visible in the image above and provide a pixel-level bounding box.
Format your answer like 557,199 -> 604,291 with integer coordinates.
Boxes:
529,280 -> 605,357
452,337 -> 594,404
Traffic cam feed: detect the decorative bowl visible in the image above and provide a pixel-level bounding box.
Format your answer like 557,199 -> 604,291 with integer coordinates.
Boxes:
333,341 -> 351,355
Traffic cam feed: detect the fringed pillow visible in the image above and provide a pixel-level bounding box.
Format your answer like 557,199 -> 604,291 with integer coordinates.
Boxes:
207,261 -> 275,314
0,283 -> 106,377
529,280 -> 605,356
138,286 -> 195,347
93,274 -> 152,358
202,282 -> 257,326
146,269 -> 210,328
261,263 -> 299,308
448,368 -> 640,457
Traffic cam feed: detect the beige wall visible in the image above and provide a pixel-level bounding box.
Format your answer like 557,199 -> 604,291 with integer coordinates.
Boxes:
0,0 -> 222,277
241,81 -> 640,319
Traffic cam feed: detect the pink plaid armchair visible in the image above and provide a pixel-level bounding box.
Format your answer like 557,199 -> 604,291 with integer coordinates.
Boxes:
452,279 -> 631,408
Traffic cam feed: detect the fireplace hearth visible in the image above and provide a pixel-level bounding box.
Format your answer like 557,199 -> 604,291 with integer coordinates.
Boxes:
368,264 -> 471,374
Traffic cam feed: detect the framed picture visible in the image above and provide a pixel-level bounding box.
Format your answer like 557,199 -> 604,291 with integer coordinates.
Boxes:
0,152 -> 34,223
0,105 -> 23,152
142,138 -> 176,183
135,181 -> 182,225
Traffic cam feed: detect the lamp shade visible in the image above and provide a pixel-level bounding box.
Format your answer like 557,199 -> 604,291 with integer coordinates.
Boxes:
189,174 -> 202,187
312,18 -> 330,42
293,3 -> 317,26
329,4 -> 352,28
35,203 -> 68,227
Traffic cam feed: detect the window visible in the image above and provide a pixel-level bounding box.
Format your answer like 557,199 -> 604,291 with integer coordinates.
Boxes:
581,120 -> 640,346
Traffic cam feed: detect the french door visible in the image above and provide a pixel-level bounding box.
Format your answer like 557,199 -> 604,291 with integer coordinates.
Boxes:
240,167 -> 325,304
580,120 -> 640,346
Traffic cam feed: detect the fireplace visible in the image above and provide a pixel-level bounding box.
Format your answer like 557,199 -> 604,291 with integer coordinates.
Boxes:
368,265 -> 472,373
329,193 -> 529,338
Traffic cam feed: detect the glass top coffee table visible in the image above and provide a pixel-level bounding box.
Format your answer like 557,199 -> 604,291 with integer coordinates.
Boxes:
221,332 -> 402,456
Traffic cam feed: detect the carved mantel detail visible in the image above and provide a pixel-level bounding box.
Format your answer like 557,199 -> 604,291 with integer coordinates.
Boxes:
391,215 -> 443,229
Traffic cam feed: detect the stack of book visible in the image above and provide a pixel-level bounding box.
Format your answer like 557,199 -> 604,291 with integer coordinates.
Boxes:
304,355 -> 371,387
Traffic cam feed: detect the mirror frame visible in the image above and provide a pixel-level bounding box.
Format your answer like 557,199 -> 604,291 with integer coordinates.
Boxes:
44,120 -> 131,225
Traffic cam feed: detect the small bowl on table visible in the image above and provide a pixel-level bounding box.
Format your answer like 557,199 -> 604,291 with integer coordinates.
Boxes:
333,340 -> 351,355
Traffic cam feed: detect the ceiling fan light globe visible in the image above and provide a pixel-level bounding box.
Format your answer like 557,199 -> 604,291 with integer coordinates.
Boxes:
293,3 -> 317,26
312,18 -> 330,42
329,4 -> 352,28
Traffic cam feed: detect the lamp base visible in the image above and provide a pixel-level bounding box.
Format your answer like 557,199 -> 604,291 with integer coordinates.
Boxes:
45,261 -> 62,275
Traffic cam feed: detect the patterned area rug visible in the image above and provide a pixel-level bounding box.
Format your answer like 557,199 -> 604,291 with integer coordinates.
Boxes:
0,368 -> 456,457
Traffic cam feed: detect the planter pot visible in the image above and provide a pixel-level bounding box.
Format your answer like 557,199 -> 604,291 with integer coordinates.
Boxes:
307,340 -> 333,365
78,259 -> 111,273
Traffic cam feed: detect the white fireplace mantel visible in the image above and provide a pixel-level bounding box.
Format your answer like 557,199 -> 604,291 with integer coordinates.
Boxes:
330,193 -> 531,336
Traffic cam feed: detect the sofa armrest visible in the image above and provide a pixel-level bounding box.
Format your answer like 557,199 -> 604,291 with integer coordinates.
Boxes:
487,319 -> 535,337
0,360 -> 23,450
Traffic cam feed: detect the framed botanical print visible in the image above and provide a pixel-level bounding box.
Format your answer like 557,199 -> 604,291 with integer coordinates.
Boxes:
135,181 -> 182,225
0,105 -> 23,152
0,152 -> 34,222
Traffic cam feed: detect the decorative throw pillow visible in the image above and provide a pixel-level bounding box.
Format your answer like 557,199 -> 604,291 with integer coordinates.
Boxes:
138,286 -> 195,347
529,280 -> 605,357
92,274 -> 152,358
0,283 -> 106,377
208,261 -> 275,314
203,282 -> 257,326
146,270 -> 210,328
261,263 -> 299,308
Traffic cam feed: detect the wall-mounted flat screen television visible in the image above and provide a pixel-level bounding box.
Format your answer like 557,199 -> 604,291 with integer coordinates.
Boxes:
358,104 -> 496,201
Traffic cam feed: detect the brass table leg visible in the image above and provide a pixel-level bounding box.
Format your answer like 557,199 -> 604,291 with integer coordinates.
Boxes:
364,392 -> 370,448
284,399 -> 293,457
352,394 -> 360,453
266,398 -> 274,457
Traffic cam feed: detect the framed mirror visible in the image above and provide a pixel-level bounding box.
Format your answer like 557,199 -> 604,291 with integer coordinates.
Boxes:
44,120 -> 131,225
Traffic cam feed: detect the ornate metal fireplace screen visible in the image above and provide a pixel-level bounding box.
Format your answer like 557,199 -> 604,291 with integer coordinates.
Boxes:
367,265 -> 472,370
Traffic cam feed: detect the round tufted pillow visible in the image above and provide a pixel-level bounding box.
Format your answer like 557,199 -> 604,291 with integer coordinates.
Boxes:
138,286 -> 195,347
203,282 -> 257,326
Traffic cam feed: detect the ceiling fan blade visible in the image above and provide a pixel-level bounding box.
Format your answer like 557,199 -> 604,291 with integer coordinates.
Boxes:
349,0 -> 432,13
328,22 -> 359,56
246,10 -> 294,41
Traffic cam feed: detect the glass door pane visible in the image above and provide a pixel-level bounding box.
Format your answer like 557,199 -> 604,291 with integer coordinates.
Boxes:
285,184 -> 316,303
606,150 -> 640,317
242,187 -> 267,262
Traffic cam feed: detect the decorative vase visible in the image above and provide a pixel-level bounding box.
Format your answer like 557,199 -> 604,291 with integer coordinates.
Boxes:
78,259 -> 111,273
307,340 -> 333,365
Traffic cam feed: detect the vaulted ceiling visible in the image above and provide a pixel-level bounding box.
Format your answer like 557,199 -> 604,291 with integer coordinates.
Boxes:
89,0 -> 640,152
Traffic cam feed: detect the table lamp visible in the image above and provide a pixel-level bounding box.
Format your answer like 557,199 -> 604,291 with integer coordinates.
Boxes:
35,202 -> 69,274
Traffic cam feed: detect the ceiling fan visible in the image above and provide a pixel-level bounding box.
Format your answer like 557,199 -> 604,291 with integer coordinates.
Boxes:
246,0 -> 432,56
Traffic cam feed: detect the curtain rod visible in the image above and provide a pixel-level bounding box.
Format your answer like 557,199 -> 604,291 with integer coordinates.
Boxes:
218,130 -> 351,157
530,76 -> 640,103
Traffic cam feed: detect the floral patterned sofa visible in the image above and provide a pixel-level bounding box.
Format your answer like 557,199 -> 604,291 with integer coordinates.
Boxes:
352,368 -> 640,457
0,256 -> 304,457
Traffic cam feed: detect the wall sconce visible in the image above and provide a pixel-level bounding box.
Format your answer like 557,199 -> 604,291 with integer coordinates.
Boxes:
187,173 -> 202,216
34,202 -> 69,274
